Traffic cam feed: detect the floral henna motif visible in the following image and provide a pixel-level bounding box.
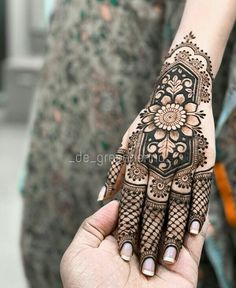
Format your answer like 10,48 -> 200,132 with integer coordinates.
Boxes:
139,39 -> 211,175
174,169 -> 193,189
149,178 -> 170,199
136,33 -> 214,263
127,163 -> 148,182
101,32 -> 215,268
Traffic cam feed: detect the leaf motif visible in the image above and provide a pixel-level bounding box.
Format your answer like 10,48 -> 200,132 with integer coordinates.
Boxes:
157,135 -> 175,160
173,152 -> 179,158
174,159 -> 179,165
186,88 -> 193,98
166,75 -> 183,95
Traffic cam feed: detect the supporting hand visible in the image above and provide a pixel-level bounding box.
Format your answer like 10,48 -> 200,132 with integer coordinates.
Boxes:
60,201 -> 209,288
98,32 -> 215,275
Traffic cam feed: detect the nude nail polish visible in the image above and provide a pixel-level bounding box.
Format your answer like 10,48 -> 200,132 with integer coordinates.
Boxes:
120,242 -> 133,261
142,258 -> 155,276
190,220 -> 200,235
97,186 -> 106,201
163,246 -> 177,264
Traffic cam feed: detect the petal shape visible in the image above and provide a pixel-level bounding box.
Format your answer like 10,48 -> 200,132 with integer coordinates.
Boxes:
142,115 -> 154,124
149,104 -> 160,113
170,130 -> 179,141
182,126 -> 193,136
175,94 -> 185,104
144,123 -> 156,132
154,129 -> 166,140
186,115 -> 200,126
161,95 -> 171,105
184,102 -> 197,112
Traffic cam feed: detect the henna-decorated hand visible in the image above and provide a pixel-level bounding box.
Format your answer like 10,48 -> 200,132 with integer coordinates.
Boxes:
98,33 -> 215,276
61,201 -> 209,288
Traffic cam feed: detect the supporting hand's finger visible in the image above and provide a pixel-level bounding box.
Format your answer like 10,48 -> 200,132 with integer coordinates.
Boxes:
188,170 -> 213,235
72,200 -> 119,249
139,172 -> 171,276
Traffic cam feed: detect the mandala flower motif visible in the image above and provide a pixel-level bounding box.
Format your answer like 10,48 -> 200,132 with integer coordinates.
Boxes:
141,93 -> 200,141
189,58 -> 203,70
150,179 -> 170,199
153,103 -> 186,131
175,171 -> 192,189
196,134 -> 208,150
174,50 -> 191,61
127,163 -> 147,182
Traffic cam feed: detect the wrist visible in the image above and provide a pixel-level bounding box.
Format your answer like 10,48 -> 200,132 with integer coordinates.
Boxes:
169,0 -> 236,77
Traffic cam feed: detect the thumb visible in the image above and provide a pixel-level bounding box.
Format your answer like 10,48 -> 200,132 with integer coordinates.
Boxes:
73,200 -> 119,249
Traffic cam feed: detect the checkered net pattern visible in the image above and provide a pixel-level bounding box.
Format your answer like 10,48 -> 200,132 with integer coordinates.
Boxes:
117,182 -> 146,250
164,192 -> 191,253
189,172 -> 212,228
139,199 -> 166,263
106,149 -> 126,185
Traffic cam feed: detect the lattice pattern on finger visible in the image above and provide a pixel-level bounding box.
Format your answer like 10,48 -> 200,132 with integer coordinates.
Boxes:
105,148 -> 127,195
117,181 -> 146,250
139,198 -> 166,264
164,192 -> 191,254
189,171 -> 213,229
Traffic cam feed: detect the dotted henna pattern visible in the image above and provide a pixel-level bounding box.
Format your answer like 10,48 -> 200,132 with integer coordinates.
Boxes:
103,32 -> 215,266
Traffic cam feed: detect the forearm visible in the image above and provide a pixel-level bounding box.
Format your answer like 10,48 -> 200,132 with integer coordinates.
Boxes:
170,0 -> 236,77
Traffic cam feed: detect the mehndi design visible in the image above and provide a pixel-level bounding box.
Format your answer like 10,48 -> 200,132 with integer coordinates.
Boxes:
98,32 -> 215,271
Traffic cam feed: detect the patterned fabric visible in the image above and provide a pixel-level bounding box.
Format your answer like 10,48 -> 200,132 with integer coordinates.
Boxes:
20,0 -> 236,287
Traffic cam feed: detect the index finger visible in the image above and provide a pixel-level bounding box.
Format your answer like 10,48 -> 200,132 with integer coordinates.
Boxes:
73,200 -> 120,249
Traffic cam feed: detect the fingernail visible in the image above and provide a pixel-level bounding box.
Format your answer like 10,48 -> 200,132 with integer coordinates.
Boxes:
142,258 -> 155,276
120,242 -> 133,261
190,221 -> 200,235
163,246 -> 177,264
97,186 -> 106,201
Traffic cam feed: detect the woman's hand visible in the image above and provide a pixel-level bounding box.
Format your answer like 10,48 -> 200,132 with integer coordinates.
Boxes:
98,32 -> 216,275
61,201 -> 209,288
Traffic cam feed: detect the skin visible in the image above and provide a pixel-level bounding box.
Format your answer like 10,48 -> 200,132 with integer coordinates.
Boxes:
97,0 -> 236,275
60,200 -> 209,288
171,0 -> 236,76
61,0 -> 236,284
